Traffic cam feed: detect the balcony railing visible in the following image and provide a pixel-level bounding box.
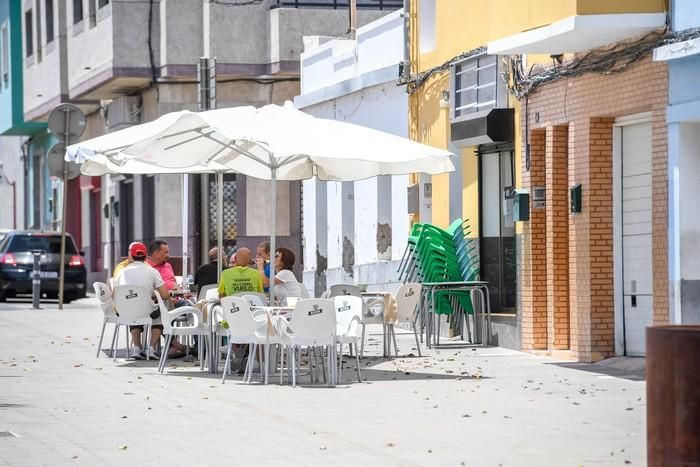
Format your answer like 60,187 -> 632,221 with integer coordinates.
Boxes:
273,0 -> 402,9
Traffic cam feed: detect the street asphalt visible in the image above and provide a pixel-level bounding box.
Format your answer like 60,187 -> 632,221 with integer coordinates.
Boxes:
0,296 -> 646,466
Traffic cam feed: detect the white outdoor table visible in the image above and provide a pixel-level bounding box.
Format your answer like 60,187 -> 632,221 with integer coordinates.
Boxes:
256,306 -> 293,385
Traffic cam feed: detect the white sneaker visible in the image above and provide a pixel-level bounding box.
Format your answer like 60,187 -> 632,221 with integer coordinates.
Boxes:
131,347 -> 145,360
146,346 -> 160,359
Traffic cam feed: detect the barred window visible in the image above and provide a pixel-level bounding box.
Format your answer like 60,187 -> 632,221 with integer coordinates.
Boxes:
452,54 -> 505,120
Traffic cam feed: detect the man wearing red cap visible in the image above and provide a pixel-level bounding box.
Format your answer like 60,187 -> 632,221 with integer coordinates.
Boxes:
114,242 -> 171,359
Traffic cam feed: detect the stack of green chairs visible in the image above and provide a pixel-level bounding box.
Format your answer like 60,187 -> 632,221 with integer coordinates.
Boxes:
396,218 -> 480,341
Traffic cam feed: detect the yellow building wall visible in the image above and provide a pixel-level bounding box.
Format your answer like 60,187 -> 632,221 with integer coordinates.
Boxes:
407,0 -> 664,232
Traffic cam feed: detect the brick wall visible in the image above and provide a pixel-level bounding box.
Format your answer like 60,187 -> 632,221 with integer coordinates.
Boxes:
546,125 -> 570,350
521,129 -> 547,350
520,56 -> 668,362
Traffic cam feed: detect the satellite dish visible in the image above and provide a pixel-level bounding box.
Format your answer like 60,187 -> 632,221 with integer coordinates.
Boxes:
48,103 -> 86,142
47,143 -> 81,180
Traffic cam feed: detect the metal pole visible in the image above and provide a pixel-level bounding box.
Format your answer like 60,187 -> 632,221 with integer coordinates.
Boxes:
217,172 -> 223,281
32,250 -> 41,309
182,174 -> 189,287
58,110 -> 70,310
269,166 -> 276,305
349,0 -> 357,38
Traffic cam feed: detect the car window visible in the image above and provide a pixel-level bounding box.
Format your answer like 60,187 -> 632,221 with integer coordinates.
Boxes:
8,235 -> 78,254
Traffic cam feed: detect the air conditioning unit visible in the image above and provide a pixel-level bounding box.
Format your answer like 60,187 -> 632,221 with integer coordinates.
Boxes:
105,96 -> 141,131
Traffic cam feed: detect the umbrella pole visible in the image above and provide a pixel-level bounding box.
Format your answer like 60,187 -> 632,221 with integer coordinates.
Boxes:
217,172 -> 223,281
269,166 -> 276,305
182,174 -> 188,286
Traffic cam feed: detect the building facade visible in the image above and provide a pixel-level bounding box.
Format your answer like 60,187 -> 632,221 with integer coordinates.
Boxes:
0,0 -> 52,233
654,0 -> 700,325
18,0 -> 399,284
295,10 -> 416,296
408,0 -> 668,358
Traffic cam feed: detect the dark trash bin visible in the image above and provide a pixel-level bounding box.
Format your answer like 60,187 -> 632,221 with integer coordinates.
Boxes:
647,325 -> 700,467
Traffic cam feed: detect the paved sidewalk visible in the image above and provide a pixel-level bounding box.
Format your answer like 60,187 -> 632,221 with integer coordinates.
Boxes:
0,297 -> 646,466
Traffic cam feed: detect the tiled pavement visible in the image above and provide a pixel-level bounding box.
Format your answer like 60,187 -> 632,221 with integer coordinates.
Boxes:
0,297 -> 646,466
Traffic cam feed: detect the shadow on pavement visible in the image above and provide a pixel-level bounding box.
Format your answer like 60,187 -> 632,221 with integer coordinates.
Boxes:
543,361 -> 645,382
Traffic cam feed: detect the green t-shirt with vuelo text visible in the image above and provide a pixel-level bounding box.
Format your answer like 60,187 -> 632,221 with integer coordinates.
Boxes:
217,266 -> 264,297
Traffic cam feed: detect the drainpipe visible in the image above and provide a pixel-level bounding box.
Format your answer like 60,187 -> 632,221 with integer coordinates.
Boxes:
349,0 -> 357,39
0,164 -> 17,230
403,0 -> 410,65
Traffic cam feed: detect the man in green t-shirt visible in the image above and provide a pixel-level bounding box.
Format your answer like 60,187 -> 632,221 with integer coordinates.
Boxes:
218,247 -> 263,297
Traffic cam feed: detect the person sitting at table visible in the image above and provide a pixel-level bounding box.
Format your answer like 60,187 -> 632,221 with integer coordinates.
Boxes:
114,242 -> 171,360
112,242 -> 141,280
146,239 -> 187,357
194,247 -> 225,292
217,247 -> 263,297
147,240 -> 177,290
271,247 -> 303,305
255,241 -> 271,292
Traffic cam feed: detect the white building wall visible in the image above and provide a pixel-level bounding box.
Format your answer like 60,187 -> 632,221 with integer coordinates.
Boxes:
0,136 -> 25,230
295,10 -> 409,296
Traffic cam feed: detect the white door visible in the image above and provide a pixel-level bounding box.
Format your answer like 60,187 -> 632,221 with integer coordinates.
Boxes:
619,121 -> 653,356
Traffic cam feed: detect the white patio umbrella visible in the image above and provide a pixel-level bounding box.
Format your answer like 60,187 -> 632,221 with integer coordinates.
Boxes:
67,103 -> 456,303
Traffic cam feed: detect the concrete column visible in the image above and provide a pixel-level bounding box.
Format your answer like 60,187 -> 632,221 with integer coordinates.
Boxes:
521,128 -> 547,350
377,175 -> 392,261
545,125 -> 570,349
315,180 -> 328,294
341,181 -> 355,282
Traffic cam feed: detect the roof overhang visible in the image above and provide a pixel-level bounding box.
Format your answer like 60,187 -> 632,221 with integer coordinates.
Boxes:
654,37 -> 700,61
487,13 -> 667,55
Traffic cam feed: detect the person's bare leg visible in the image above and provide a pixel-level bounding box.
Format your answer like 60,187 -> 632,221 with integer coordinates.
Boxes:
130,328 -> 143,349
150,328 -> 162,349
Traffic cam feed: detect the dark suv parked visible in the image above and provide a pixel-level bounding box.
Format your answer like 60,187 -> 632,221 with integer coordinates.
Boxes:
0,231 -> 87,302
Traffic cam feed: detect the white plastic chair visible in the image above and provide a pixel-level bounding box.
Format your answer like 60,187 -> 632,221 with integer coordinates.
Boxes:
387,283 -> 423,357
240,293 -> 268,320
278,298 -> 337,387
197,284 -> 217,301
93,282 -> 118,358
112,285 -> 155,361
334,295 -> 363,383
328,284 -> 385,358
155,294 -> 210,373
218,296 -> 271,384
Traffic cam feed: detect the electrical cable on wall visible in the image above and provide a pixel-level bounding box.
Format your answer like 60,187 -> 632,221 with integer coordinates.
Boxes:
400,27 -> 700,99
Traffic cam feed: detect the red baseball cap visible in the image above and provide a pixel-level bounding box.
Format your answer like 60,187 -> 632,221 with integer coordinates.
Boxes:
129,242 -> 147,258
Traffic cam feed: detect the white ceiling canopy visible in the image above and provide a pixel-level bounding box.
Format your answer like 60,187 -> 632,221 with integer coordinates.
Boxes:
487,13 -> 667,55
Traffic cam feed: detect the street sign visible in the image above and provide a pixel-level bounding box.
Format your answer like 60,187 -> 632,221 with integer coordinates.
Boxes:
47,103 -> 86,141
47,143 -> 81,180
47,103 -> 86,312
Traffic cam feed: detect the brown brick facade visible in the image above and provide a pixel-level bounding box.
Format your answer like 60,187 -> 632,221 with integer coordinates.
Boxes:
546,125 -> 570,350
520,56 -> 668,362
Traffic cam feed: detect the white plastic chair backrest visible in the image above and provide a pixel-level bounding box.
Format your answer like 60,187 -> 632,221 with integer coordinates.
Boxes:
334,295 -> 362,338
219,296 -> 262,341
241,294 -> 265,309
395,283 -> 422,323
287,298 -> 336,344
329,284 -> 361,298
205,287 -> 219,300
113,285 -> 154,324
197,284 -> 217,301
93,282 -> 114,318
154,294 -> 202,334
320,290 -> 331,299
